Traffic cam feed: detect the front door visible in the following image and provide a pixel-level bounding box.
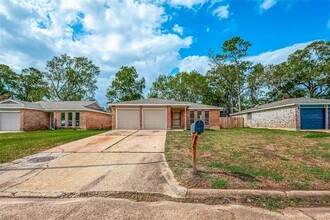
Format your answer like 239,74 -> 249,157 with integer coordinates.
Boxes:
173,112 -> 181,128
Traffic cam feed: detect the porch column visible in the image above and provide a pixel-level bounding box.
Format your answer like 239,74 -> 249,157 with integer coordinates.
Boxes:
184,107 -> 187,130
167,106 -> 172,129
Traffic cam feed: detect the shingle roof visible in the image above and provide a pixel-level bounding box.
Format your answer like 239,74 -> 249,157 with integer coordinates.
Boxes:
232,98 -> 330,115
109,98 -> 223,109
189,103 -> 223,110
110,98 -> 191,106
0,99 -> 108,113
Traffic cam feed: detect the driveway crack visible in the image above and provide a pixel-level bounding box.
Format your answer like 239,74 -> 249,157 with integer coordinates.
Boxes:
102,130 -> 139,152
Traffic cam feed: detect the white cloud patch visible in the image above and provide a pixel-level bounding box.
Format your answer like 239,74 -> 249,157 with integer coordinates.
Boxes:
212,4 -> 229,19
172,24 -> 184,35
260,0 -> 277,11
327,18 -> 330,29
178,55 -> 210,74
169,0 -> 208,8
245,41 -> 315,65
0,0 -> 193,106
206,27 -> 210,32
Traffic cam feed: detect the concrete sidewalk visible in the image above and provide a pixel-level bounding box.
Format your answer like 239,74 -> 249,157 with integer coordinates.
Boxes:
0,130 -> 185,198
1,197 -> 329,220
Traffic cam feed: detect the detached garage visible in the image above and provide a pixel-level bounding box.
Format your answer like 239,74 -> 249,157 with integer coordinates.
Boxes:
232,98 -> 330,131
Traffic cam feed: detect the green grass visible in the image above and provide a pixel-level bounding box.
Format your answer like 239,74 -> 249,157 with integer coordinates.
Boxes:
0,129 -> 110,163
211,178 -> 228,189
264,199 -> 283,211
207,162 -> 284,181
165,128 -> 330,190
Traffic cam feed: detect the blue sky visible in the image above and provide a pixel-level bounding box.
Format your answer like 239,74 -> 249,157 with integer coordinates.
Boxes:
0,0 -> 329,106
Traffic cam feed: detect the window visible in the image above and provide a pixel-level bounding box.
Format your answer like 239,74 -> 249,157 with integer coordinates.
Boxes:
75,112 -> 80,127
190,111 -> 194,125
197,111 -> 202,120
220,111 -> 227,117
247,112 -> 252,120
205,111 -> 210,126
61,112 -> 65,127
68,112 -> 72,127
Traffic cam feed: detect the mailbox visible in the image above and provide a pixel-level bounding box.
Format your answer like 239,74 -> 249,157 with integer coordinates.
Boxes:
195,120 -> 204,134
190,123 -> 195,133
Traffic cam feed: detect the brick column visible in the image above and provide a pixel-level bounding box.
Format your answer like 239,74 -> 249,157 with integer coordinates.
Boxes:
326,105 -> 329,130
167,106 -> 172,129
72,112 -> 76,129
111,107 -> 116,129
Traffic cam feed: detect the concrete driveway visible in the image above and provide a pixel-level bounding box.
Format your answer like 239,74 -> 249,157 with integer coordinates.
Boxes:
0,130 -> 185,198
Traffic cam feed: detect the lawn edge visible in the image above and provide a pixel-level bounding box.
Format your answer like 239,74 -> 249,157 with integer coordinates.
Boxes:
187,189 -> 330,201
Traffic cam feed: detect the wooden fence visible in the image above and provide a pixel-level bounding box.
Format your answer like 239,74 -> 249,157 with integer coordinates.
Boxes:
219,117 -> 244,129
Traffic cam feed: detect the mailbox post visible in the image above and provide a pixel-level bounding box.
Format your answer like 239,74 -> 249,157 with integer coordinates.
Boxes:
190,119 -> 204,175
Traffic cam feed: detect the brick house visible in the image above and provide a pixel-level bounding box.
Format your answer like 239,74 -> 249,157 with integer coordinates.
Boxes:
109,98 -> 223,130
232,98 -> 330,130
0,99 -> 111,131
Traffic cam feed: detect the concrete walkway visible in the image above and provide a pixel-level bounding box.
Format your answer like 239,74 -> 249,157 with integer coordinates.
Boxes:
1,197 -> 329,220
0,130 -> 184,198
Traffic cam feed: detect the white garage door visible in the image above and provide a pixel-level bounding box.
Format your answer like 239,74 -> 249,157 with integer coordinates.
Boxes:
117,109 -> 140,129
0,112 -> 20,131
143,108 -> 167,130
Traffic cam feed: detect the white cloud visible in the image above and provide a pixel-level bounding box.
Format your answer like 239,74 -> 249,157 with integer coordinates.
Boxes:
0,0 -> 193,106
245,41 -> 315,65
206,27 -> 210,32
212,4 -> 229,19
169,0 -> 208,8
172,24 -> 184,35
327,18 -> 330,29
260,0 -> 277,11
178,55 -> 210,74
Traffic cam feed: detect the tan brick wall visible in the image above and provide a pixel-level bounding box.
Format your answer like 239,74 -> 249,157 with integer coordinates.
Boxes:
236,106 -> 297,130
84,111 -> 111,130
112,107 -> 116,129
54,110 -> 111,130
209,109 -> 220,129
20,109 -> 50,131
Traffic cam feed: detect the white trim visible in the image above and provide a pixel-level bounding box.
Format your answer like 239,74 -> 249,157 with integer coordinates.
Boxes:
0,110 -> 20,113
184,107 -> 187,130
142,108 -> 167,130
0,99 -> 21,104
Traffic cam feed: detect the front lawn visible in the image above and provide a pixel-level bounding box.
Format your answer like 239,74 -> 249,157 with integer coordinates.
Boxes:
0,129 -> 110,163
165,128 -> 330,190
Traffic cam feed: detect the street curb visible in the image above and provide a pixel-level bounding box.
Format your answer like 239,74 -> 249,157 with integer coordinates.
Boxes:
187,189 -> 330,201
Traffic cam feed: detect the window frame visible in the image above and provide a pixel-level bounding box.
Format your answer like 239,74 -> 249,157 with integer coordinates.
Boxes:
75,112 -> 80,127
68,112 -> 73,127
247,112 -> 252,120
190,111 -> 194,125
61,112 -> 65,127
197,110 -> 202,120
205,110 -> 210,126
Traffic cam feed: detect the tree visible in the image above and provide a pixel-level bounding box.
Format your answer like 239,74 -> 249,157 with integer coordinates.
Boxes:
245,63 -> 266,108
0,64 -> 18,98
148,71 -> 210,103
106,66 -> 145,103
15,67 -> 49,102
287,40 -> 330,98
45,54 -> 100,101
210,36 -> 252,112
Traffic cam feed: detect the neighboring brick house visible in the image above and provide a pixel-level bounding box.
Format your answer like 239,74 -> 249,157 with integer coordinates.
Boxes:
0,99 -> 111,131
232,98 -> 330,130
109,98 -> 223,130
